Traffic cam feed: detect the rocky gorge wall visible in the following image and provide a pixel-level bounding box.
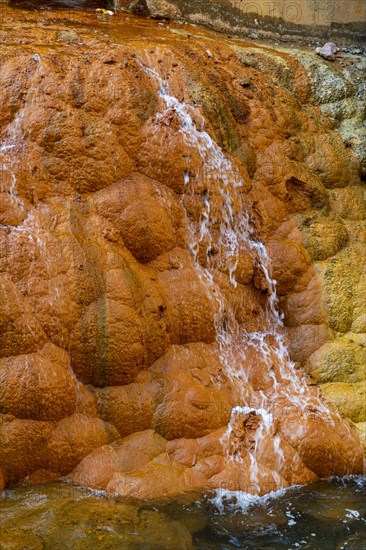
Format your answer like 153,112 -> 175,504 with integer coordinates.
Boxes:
3,0 -> 366,43
0,5 -> 365,498
116,0 -> 366,44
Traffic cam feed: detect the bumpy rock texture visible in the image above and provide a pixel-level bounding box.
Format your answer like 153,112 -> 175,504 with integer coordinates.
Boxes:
0,6 -> 364,498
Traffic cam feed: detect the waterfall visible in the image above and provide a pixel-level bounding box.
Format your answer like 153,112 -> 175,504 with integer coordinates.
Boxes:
139,59 -> 335,492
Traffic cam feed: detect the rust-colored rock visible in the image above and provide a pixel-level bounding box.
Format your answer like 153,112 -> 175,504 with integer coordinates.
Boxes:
0,344 -> 78,421
0,5 -> 364,501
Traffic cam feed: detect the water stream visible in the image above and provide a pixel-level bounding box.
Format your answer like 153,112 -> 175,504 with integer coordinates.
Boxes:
139,59 -> 338,493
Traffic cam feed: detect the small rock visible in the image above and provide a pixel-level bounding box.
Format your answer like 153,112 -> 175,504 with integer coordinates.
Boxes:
103,56 -> 116,64
103,227 -> 119,243
240,78 -> 251,88
248,32 -> 259,40
57,30 -> 80,44
130,0 -> 181,20
315,42 -> 340,61
355,60 -> 366,71
33,53 -> 40,62
130,0 -> 148,16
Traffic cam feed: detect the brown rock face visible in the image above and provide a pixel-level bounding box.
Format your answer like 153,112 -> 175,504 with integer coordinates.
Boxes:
0,6 -> 363,499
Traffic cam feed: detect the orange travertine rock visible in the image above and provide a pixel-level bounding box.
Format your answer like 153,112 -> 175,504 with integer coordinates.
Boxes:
0,5 -> 364,500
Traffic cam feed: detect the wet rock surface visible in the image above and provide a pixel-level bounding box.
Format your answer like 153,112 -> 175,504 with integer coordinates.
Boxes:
0,5 -> 364,499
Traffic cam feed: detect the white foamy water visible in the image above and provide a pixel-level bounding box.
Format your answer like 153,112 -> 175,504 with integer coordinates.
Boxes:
140,58 -> 337,491
210,486 -> 290,514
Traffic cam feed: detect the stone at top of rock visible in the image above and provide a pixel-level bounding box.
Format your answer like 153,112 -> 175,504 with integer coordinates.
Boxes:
315,42 -> 340,61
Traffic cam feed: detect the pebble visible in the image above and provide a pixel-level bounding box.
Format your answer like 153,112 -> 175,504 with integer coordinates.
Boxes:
315,42 -> 340,61
355,60 -> 366,71
57,30 -> 80,44
240,78 -> 251,88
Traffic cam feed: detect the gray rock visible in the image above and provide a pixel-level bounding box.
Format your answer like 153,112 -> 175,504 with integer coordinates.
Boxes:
128,0 -> 181,19
315,42 -> 340,61
355,60 -> 366,71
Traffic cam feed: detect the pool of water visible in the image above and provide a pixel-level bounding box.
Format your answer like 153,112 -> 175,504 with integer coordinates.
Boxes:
1,477 -> 365,549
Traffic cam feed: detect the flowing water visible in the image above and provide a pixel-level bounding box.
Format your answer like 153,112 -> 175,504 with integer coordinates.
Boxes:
138,59 -> 340,491
1,478 -> 365,549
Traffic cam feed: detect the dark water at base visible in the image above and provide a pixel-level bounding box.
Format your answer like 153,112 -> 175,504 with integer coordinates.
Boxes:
1,478 -> 365,549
